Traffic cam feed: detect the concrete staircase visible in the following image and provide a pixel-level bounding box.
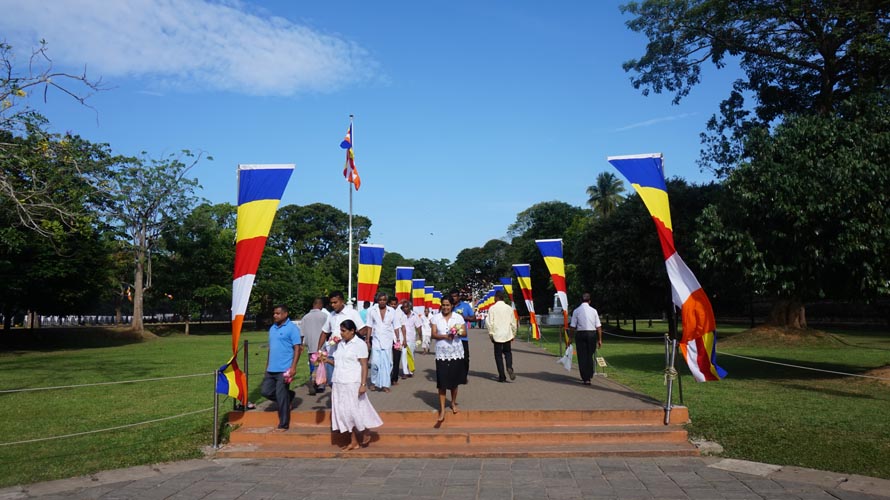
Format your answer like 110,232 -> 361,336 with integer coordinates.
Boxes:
216,407 -> 698,458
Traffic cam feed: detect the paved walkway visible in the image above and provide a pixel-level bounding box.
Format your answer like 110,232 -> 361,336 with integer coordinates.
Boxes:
3,330 -> 889,499
3,456 -> 888,499
281,328 -> 661,413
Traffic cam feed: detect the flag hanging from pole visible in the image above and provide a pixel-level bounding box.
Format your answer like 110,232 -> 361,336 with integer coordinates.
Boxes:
512,264 -> 541,340
395,267 -> 414,303
608,153 -> 726,382
340,122 -> 361,190
412,279 -> 426,314
357,244 -> 385,304
536,238 -> 570,342
432,290 -> 442,312
232,164 -> 294,355
500,277 -> 521,324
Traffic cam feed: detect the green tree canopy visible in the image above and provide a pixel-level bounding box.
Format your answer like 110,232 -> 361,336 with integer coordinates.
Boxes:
622,0 -> 890,173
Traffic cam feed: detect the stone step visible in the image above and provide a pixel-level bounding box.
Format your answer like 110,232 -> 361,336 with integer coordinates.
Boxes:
215,441 -> 700,459
228,424 -> 690,447
227,407 -> 690,428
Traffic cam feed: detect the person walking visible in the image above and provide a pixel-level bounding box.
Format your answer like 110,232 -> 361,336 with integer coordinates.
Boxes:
568,293 -> 603,385
366,292 -> 397,392
260,305 -> 303,431
300,298 -> 327,395
401,301 -> 421,377
323,319 -> 382,450
319,291 -> 368,388
451,289 -> 475,381
486,290 -> 517,382
420,307 -> 433,355
431,296 -> 466,422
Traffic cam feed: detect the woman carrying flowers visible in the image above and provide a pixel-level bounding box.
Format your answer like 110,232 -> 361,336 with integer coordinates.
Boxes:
430,296 -> 467,422
322,319 -> 383,450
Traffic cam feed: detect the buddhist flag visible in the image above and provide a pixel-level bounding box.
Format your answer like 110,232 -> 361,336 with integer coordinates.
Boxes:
513,264 -> 541,340
608,153 -> 726,382
232,164 -> 294,355
424,286 -> 434,309
536,238 -> 570,341
216,355 -> 247,405
432,291 -> 442,312
395,267 -> 414,303
357,244 -> 385,304
500,277 -> 520,323
412,279 -> 426,313
340,122 -> 361,190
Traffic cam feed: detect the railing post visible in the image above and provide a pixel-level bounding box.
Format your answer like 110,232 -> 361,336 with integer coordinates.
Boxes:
212,371 -> 219,448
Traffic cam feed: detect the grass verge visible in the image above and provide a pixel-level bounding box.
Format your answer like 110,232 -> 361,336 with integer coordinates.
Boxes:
531,322 -> 890,479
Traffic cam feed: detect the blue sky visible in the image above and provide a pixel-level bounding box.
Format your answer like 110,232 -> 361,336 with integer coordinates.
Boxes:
2,0 -> 739,261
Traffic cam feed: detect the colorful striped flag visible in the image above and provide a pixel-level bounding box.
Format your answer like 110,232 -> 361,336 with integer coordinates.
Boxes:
232,164 -> 294,355
500,277 -> 521,323
608,153 -> 726,382
412,279 -> 426,313
395,267 -> 414,303
536,238 -> 570,342
432,290 -> 442,312
340,122 -> 361,190
216,355 -> 247,404
512,264 -> 541,340
357,244 -> 385,304
424,286 -> 434,310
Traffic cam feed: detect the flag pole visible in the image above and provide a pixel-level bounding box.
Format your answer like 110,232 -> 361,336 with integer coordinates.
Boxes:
347,114 -> 355,307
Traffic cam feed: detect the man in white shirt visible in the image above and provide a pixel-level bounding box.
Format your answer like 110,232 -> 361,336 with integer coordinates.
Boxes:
366,292 -> 398,392
486,290 -> 518,382
319,291 -> 368,387
568,293 -> 603,385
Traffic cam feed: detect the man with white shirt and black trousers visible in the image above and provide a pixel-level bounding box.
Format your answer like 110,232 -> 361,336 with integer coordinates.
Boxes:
568,293 -> 603,385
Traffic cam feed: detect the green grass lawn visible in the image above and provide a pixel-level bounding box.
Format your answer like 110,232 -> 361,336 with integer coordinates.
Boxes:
0,328 -> 283,488
0,322 -> 888,486
532,322 -> 890,479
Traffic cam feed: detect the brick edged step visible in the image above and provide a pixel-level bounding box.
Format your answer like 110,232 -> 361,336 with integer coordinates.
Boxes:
217,408 -> 698,459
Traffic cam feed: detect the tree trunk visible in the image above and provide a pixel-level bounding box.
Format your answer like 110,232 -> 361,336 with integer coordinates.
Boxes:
767,299 -> 807,329
132,231 -> 145,333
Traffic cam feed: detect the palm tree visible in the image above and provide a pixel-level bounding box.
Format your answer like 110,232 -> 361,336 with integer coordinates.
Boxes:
586,172 -> 626,218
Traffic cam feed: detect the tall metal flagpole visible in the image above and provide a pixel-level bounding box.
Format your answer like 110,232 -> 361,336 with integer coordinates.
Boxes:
347,114 -> 355,307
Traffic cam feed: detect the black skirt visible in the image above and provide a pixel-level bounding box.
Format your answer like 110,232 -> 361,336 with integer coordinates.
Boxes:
436,358 -> 467,390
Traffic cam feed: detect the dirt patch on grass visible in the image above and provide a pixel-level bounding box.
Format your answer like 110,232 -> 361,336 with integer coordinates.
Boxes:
863,365 -> 890,385
719,325 -> 839,348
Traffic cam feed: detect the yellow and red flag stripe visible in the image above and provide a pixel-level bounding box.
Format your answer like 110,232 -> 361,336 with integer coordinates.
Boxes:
608,153 -> 726,382
512,264 -> 541,340
424,286 -> 434,310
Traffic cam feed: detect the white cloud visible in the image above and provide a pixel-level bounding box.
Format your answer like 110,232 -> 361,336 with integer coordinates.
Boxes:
615,113 -> 698,132
0,0 -> 377,96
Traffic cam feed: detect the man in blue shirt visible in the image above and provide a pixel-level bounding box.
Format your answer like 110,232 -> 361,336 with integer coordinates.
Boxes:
261,305 -> 303,431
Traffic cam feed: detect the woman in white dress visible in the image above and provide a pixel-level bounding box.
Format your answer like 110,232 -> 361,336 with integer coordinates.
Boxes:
323,319 -> 383,450
430,296 -> 466,423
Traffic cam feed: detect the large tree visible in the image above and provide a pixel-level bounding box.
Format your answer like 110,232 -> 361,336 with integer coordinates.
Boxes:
106,152 -> 204,333
622,0 -> 890,174
696,95 -> 890,328
155,203 -> 235,334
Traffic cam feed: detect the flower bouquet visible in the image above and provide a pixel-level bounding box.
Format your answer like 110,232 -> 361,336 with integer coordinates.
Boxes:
326,336 -> 342,348
393,340 -> 402,351
448,325 -> 464,340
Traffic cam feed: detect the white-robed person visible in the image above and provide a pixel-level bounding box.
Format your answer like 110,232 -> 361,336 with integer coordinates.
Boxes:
323,319 -> 382,451
319,290 -> 368,387
366,292 -> 398,392
400,301 -> 422,377
420,307 -> 433,354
